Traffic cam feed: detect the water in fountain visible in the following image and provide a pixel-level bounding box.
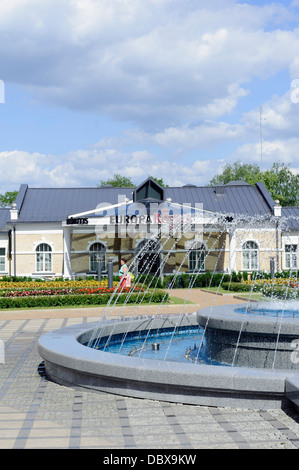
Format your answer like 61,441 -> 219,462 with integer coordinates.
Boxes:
86,206 -> 299,371
95,209 -> 231,359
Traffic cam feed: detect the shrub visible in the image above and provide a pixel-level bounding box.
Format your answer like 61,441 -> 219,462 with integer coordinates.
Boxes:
0,290 -> 169,309
222,282 -> 252,292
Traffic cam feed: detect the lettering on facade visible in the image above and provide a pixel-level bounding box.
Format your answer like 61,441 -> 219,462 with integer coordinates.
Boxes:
110,208 -> 193,226
66,217 -> 89,225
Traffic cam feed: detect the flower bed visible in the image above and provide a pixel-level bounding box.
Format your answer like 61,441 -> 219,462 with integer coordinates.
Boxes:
1,286 -> 143,297
244,278 -> 299,289
0,279 -> 116,290
222,277 -> 299,299
0,279 -> 168,309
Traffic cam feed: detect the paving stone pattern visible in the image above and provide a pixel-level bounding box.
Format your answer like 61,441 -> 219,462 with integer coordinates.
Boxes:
1,311 -> 299,449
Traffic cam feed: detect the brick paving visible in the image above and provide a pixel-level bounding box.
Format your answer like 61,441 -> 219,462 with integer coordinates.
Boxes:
0,290 -> 299,449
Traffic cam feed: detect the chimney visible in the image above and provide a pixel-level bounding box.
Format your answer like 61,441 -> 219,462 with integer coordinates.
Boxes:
10,202 -> 18,221
214,185 -> 225,196
273,200 -> 281,217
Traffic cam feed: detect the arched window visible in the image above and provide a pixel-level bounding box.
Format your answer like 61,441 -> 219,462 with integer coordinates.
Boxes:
89,242 -> 106,273
36,243 -> 52,272
189,244 -> 206,272
242,241 -> 258,271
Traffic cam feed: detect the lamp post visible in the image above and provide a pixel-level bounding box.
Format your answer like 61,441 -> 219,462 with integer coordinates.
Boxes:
97,258 -> 102,282
107,260 -> 114,289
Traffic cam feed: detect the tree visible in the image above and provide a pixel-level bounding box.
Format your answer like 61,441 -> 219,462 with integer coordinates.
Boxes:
209,162 -> 262,186
98,174 -> 135,188
98,174 -> 169,188
209,161 -> 299,206
262,162 -> 299,206
148,176 -> 169,187
0,191 -> 18,208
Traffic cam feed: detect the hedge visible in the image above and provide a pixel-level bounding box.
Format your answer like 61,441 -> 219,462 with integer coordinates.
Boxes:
222,282 -> 299,299
0,290 -> 169,310
222,282 -> 252,292
135,271 -> 244,289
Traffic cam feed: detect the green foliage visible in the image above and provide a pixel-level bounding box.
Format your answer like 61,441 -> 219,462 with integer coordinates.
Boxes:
261,285 -> 299,300
209,162 -> 262,186
0,290 -> 168,309
209,161 -> 299,206
0,191 -> 18,208
98,173 -> 169,188
98,173 -> 135,188
148,176 -> 168,187
262,162 -> 299,206
135,271 -> 243,289
222,282 -> 252,292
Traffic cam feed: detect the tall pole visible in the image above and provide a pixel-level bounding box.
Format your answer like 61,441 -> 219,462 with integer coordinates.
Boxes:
260,105 -> 263,183
13,225 -> 16,276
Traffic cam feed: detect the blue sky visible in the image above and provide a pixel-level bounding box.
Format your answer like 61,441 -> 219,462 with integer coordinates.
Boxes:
0,0 -> 299,192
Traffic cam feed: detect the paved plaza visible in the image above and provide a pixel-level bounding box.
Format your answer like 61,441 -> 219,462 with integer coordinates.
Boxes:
1,290 -> 299,449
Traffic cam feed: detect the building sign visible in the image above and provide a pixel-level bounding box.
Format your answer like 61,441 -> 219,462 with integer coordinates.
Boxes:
66,217 -> 88,225
110,208 -> 193,227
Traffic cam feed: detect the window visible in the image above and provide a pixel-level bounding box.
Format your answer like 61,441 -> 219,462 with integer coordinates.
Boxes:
136,239 -> 160,275
36,243 -> 52,272
189,245 -> 205,272
89,242 -> 106,273
285,244 -> 298,269
0,248 -> 5,272
135,177 -> 164,202
242,241 -> 258,271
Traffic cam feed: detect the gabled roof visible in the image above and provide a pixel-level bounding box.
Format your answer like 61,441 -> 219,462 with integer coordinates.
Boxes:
12,185 -> 134,223
5,180 -> 278,225
282,207 -> 299,231
0,209 -> 10,232
165,181 -> 275,216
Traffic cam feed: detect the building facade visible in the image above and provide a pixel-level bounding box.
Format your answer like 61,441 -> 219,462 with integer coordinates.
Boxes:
0,178 -> 298,279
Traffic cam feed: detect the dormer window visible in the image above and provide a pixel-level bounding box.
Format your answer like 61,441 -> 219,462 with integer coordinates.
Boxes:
133,177 -> 164,203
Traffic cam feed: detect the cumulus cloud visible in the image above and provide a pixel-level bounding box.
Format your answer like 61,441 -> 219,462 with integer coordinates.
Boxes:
0,145 -> 220,192
1,0 -> 299,192
1,0 -> 299,128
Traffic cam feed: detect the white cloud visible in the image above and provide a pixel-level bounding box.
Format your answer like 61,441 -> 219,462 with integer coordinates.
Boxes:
1,0 -> 299,194
0,145 -> 220,192
231,138 -> 299,169
1,0 -> 299,127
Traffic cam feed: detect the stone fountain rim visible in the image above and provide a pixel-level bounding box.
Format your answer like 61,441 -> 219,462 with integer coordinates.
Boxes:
197,303 -> 299,335
37,312 -> 299,410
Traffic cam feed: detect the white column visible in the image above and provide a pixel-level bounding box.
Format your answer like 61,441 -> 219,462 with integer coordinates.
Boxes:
229,229 -> 236,274
63,227 -> 73,279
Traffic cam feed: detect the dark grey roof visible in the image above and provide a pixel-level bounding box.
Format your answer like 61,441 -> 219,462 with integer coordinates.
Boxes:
0,180 -> 297,239
165,182 -> 275,216
282,207 -> 299,231
0,209 -> 10,231
9,181 -> 277,224
14,185 -> 134,223
0,181 -> 297,232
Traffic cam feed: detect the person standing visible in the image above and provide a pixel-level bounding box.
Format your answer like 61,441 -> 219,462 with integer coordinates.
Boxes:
119,258 -> 131,288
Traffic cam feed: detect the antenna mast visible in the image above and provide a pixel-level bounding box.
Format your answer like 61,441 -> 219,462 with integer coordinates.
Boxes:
260,106 -> 264,183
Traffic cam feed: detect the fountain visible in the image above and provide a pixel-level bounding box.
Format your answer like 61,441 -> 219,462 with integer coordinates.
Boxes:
196,302 -> 299,370
38,206 -> 299,411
